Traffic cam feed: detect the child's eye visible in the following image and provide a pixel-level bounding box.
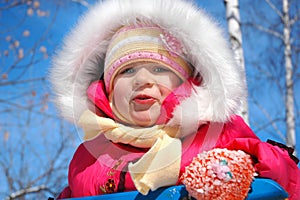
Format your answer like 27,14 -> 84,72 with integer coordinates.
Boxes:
120,67 -> 135,74
153,66 -> 169,73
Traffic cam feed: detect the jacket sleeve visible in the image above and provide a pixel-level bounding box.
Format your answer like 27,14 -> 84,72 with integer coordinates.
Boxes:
63,135 -> 141,198
216,115 -> 300,200
57,142 -> 101,198
56,186 -> 71,199
67,143 -> 106,197
66,133 -> 118,197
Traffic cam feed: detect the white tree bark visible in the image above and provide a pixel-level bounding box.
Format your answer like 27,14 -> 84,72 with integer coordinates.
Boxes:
282,0 -> 296,151
224,0 -> 249,124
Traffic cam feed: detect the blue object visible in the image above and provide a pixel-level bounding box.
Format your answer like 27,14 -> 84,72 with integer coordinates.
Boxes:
247,178 -> 288,200
65,178 -> 288,200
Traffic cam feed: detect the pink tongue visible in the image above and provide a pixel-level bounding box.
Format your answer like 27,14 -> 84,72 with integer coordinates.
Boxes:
135,97 -> 153,103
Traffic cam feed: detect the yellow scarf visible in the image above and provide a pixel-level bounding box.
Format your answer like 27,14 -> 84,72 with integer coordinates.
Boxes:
78,110 -> 182,195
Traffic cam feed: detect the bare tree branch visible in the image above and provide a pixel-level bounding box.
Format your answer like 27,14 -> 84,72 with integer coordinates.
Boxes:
265,0 -> 284,20
244,22 -> 283,39
251,98 -> 286,141
5,185 -> 54,200
0,77 -> 45,86
0,1 -> 87,199
290,9 -> 300,25
71,0 -> 90,7
0,0 -> 32,11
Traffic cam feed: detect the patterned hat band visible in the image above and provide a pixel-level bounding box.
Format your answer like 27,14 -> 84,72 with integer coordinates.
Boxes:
104,25 -> 192,93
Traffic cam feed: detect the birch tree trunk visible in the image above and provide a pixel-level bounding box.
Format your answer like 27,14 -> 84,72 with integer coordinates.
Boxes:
282,0 -> 296,151
224,0 -> 249,124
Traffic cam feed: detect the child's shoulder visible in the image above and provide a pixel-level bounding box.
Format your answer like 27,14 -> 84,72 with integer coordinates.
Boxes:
212,115 -> 260,147
224,115 -> 258,139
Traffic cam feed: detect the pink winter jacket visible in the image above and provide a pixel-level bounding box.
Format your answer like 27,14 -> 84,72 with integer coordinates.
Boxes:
58,115 -> 300,199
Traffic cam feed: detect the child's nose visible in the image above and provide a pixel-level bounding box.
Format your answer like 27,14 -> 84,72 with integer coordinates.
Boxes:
133,68 -> 155,89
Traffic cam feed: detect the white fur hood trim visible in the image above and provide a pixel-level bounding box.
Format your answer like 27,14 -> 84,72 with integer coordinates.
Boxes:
49,0 -> 246,124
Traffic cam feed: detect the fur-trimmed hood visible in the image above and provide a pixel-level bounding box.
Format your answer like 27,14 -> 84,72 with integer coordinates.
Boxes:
49,0 -> 246,127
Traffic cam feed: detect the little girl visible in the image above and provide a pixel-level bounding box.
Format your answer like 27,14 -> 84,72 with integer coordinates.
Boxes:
50,0 -> 300,199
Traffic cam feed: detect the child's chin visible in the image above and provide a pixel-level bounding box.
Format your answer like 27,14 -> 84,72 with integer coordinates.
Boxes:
130,112 -> 158,127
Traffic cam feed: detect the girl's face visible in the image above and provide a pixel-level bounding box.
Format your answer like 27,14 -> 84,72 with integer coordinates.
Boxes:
111,62 -> 183,127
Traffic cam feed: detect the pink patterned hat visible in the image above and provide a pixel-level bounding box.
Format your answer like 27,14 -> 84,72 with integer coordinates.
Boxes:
104,24 -> 192,93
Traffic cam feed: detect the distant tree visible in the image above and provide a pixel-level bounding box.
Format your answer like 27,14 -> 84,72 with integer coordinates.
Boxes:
224,0 -> 249,124
0,1 -> 90,199
241,0 -> 299,153
282,0 -> 297,152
